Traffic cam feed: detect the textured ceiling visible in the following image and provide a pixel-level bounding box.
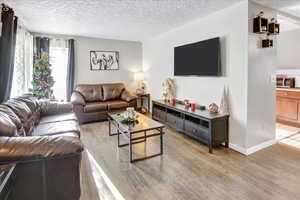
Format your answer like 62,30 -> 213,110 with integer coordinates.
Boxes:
254,0 -> 300,20
5,0 -> 243,41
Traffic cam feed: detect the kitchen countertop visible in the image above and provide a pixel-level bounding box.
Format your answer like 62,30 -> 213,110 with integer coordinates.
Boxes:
276,88 -> 300,92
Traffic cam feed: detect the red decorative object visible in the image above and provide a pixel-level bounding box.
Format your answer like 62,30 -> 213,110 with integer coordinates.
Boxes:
191,103 -> 196,112
171,98 -> 176,106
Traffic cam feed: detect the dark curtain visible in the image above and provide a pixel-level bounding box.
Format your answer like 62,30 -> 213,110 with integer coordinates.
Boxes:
34,36 -> 49,59
66,39 -> 75,101
0,5 -> 18,102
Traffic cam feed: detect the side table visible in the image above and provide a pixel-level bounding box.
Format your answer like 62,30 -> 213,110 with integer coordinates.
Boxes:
0,163 -> 16,200
136,93 -> 150,113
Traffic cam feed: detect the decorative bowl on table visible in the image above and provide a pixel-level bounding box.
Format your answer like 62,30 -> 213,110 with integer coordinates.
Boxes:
121,108 -> 139,124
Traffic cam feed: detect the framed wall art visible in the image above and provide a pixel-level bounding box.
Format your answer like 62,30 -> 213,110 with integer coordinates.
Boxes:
90,51 -> 119,70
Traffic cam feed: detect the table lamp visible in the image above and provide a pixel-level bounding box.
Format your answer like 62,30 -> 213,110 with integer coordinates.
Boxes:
134,71 -> 146,94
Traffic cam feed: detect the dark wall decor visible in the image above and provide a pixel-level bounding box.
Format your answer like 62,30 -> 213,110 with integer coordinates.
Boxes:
262,38 -> 273,48
90,50 -> 119,70
253,12 -> 268,34
268,18 -> 280,35
253,11 -> 280,48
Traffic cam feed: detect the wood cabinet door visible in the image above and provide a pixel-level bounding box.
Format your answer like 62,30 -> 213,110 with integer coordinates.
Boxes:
276,97 -> 298,121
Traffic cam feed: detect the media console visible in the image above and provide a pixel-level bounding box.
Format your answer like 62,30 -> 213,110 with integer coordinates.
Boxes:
152,100 -> 229,153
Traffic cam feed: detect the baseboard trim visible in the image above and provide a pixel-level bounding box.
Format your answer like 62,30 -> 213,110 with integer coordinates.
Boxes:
246,139 -> 277,155
229,143 -> 247,155
229,139 -> 277,156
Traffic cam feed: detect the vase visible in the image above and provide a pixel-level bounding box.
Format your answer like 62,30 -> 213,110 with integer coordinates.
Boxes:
220,86 -> 229,114
209,103 -> 219,113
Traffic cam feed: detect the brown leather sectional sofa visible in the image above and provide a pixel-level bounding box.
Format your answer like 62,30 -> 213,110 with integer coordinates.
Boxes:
0,96 -> 83,200
71,83 -> 138,124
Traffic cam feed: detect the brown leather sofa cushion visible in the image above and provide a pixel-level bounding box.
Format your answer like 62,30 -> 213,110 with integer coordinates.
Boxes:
16,97 -> 41,125
0,112 -> 19,137
33,120 -> 80,137
0,105 -> 23,130
5,99 -> 32,122
84,102 -> 107,113
75,84 -> 103,102
0,135 -> 83,162
5,99 -> 35,135
39,113 -> 78,124
102,83 -> 125,101
107,100 -> 129,110
15,97 -> 40,112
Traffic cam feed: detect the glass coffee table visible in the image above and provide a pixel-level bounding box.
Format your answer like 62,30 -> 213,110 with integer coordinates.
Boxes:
108,111 -> 165,163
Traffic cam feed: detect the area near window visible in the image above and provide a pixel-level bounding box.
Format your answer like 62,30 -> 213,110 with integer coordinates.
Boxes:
49,38 -> 69,101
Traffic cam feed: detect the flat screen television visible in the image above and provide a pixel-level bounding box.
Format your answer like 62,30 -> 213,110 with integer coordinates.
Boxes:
174,37 -> 221,76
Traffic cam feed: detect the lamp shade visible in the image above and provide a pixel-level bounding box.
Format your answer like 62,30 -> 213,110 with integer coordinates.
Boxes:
134,71 -> 144,81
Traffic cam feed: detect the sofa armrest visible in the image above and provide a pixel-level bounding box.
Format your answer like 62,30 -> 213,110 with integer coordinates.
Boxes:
0,135 -> 84,162
71,91 -> 86,106
121,90 -> 138,102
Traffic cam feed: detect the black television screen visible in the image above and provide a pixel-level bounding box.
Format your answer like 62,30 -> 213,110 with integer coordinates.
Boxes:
174,37 -> 221,76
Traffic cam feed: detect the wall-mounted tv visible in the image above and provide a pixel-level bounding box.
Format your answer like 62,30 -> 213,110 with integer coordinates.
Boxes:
174,37 -> 221,76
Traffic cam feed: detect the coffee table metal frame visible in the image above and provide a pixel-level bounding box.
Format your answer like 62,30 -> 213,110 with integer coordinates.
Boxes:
108,114 -> 164,163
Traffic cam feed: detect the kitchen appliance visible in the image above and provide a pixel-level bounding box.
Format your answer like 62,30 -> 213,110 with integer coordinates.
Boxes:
276,77 -> 295,88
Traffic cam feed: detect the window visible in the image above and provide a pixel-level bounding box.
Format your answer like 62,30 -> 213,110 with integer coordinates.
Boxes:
11,26 -> 33,97
49,39 -> 68,101
12,35 -> 69,101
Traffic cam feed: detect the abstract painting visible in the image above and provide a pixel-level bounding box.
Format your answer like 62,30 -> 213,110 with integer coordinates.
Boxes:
90,51 -> 119,70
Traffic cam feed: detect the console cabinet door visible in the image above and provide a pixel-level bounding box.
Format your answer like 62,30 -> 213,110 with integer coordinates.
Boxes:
152,106 -> 166,122
185,120 -> 209,142
166,113 -> 183,131
276,97 -> 298,121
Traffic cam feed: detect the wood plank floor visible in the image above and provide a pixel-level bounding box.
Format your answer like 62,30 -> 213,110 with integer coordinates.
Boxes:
80,121 -> 300,200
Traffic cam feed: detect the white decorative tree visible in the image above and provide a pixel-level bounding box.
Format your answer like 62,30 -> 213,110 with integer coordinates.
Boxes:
162,78 -> 176,101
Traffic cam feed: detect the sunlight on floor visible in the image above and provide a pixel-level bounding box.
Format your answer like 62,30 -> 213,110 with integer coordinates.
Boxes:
276,123 -> 300,149
86,150 -> 125,200
279,134 -> 300,149
276,123 -> 300,140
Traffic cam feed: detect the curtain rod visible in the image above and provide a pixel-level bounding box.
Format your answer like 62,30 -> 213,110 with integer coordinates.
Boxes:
32,33 -> 75,41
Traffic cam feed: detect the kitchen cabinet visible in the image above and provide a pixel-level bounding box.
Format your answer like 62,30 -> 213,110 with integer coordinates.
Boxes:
276,89 -> 300,127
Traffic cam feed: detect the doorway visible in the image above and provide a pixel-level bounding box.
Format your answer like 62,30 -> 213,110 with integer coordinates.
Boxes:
276,15 -> 300,145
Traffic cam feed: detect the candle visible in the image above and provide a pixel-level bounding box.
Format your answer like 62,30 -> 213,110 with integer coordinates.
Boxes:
191,103 -> 196,112
171,98 -> 176,106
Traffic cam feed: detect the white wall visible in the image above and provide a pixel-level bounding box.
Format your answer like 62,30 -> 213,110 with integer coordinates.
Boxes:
33,33 -> 143,91
247,1 -> 277,149
74,36 -> 142,90
143,1 -> 249,149
277,29 -> 300,69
